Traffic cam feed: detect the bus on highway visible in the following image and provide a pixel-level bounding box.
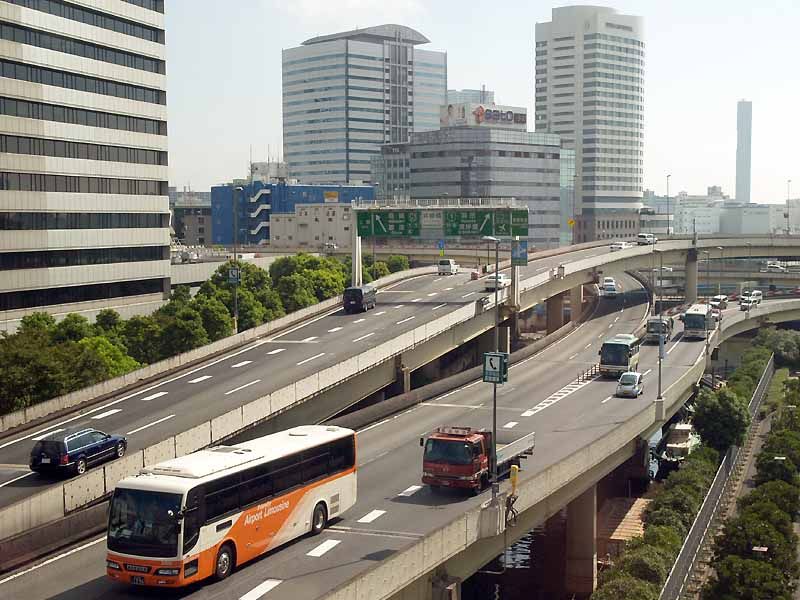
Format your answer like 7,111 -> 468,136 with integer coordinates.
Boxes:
682,304 -> 716,340
599,334 -> 641,377
106,425 -> 357,588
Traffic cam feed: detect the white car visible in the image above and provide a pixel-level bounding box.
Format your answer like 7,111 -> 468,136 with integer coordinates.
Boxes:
636,233 -> 658,245
484,273 -> 511,291
616,371 -> 644,398
767,262 -> 786,273
603,276 -> 616,286
610,241 -> 632,252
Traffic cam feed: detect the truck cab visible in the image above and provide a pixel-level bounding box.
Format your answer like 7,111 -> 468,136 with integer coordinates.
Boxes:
421,426 -> 490,491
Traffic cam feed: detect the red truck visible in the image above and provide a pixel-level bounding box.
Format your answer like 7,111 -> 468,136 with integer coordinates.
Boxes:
420,426 -> 536,492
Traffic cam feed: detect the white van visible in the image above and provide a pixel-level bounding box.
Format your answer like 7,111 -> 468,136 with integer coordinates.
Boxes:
750,290 -> 763,304
437,259 -> 459,275
636,233 -> 658,245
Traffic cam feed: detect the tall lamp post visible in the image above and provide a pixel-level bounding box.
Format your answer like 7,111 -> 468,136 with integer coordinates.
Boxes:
702,250 -> 711,354
788,180 -> 793,235
482,235 -> 501,502
666,174 -> 672,237
717,246 -> 724,295
232,186 -> 243,332
655,249 -> 664,402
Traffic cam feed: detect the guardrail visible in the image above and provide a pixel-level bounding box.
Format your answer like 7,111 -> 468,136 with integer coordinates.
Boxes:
659,354 -> 775,600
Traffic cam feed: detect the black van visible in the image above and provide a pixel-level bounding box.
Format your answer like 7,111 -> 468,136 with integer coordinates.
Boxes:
343,285 -> 377,313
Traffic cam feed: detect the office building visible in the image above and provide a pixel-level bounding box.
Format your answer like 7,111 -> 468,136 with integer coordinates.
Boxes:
447,88 -> 495,105
270,203 -> 354,250
211,181 -> 373,246
735,100 -> 752,203
371,103 -> 563,247
170,188 -> 211,246
282,24 -> 446,185
0,0 -> 170,324
535,6 -> 645,242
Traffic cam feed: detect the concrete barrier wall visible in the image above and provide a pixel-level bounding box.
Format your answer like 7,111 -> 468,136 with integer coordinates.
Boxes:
0,266 -> 437,435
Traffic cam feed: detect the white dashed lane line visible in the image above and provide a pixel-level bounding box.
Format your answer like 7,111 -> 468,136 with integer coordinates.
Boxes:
462,292 -> 475,298
427,292 -> 438,297
126,414 -> 175,435
225,380 -> 261,396
357,510 -> 387,524
602,395 -> 613,404
32,428 -> 64,441
584,344 -> 591,349
140,391 -> 168,402
300,336 -> 318,342
503,422 -> 518,429
306,539 -> 341,557
374,311 -> 386,316
0,471 -> 34,488
398,485 -> 422,497
353,332 -> 375,342
231,360 -> 252,368
239,579 -> 283,600
353,318 -> 366,324
569,353 -> 578,360
432,303 -> 447,311
188,375 -> 212,383
397,316 -> 415,325
327,327 -> 343,333
411,298 -> 422,303
394,305 -> 404,309
91,409 -> 121,420
267,348 -> 285,355
297,353 -> 325,366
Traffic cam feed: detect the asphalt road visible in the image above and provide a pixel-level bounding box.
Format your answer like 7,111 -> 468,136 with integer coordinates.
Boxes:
0,273 -> 708,600
0,246 -> 611,507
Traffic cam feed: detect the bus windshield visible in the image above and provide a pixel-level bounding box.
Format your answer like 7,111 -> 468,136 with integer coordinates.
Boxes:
684,313 -> 707,330
107,488 -> 182,558
601,343 -> 629,366
424,439 -> 473,465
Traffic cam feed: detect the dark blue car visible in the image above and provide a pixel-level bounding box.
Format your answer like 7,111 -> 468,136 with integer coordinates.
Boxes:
30,428 -> 127,476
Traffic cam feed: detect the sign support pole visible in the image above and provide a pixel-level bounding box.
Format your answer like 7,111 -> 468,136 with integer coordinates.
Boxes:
351,222 -> 362,287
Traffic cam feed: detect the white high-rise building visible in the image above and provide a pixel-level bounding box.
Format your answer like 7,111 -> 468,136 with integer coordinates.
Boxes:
0,0 -> 169,326
535,6 -> 644,242
447,88 -> 495,105
735,100 -> 752,203
282,25 -> 446,185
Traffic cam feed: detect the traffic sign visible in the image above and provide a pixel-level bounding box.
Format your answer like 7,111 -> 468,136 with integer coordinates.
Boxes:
511,240 -> 528,267
228,267 -> 241,285
483,352 -> 509,384
567,218 -> 575,228
437,239 -> 445,250
355,208 -> 528,238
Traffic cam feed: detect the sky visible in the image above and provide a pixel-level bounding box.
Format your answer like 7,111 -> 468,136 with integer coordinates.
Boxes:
165,0 -> 799,203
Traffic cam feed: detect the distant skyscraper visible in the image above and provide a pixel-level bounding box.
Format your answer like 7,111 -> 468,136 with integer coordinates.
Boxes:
535,6 -> 645,242
735,100 -> 752,203
282,25 -> 446,184
447,88 -> 495,105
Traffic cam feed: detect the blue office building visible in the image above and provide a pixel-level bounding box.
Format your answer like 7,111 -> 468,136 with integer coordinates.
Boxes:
211,182 -> 374,245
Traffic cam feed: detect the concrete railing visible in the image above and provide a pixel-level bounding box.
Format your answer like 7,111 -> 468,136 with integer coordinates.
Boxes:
0,266 -> 437,435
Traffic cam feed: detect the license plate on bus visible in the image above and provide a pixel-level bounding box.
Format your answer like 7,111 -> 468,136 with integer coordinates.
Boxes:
40,457 -> 50,464
131,576 -> 145,585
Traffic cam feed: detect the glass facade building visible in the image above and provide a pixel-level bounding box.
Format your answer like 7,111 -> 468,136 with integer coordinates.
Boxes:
282,25 -> 446,185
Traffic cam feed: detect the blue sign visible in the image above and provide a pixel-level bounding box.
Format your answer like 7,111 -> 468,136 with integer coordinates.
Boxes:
229,267 -> 241,285
511,240 -> 528,267
437,239 -> 445,250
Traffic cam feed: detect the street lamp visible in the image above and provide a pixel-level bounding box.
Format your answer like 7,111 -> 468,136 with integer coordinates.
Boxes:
655,249 -> 665,402
788,180 -> 793,235
666,174 -> 672,237
232,186 -> 244,333
482,234 -> 501,502
717,246 -> 724,295
702,250 -> 710,354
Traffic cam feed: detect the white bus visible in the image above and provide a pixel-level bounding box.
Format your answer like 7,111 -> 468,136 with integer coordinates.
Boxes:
599,334 -> 641,377
106,425 -> 357,588
682,304 -> 716,340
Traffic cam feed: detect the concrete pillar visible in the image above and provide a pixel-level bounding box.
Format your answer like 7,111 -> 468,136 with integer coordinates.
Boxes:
351,225 -> 362,287
499,325 -> 510,355
685,248 -> 698,304
565,484 -> 597,598
401,367 -> 411,394
570,285 -> 584,323
546,292 -> 566,334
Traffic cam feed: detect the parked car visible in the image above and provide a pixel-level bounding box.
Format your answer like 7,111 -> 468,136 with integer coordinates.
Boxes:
30,428 -> 126,476
636,233 -> 658,245
610,241 -> 632,252
485,273 -> 511,291
616,371 -> 644,398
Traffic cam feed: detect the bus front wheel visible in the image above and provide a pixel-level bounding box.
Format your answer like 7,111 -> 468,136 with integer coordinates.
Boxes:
214,543 -> 235,581
311,502 -> 327,535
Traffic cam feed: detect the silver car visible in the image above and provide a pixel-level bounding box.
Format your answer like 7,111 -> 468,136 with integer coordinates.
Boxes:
616,371 -> 644,398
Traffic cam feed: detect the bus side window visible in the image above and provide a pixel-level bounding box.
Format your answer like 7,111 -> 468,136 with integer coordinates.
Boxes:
183,487 -> 202,554
302,448 -> 330,482
205,473 -> 241,521
329,437 -> 355,473
239,465 -> 273,507
271,456 -> 302,495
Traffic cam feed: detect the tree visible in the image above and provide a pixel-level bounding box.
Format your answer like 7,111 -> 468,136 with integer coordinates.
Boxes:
18,312 -> 55,335
257,287 -> 285,321
647,488 -> 701,523
614,544 -> 671,586
369,261 -> 391,280
192,295 -> 233,341
94,309 -> 122,334
713,511 -> 798,580
642,525 -> 683,560
269,255 -> 300,285
306,268 -> 345,301
170,285 -> 192,305
277,273 -> 318,312
738,500 -> 795,538
643,507 -> 689,538
590,573 -> 659,600
121,315 -> 163,364
234,288 -> 267,331
51,313 -> 92,343
693,388 -> 751,452
77,336 -> 140,378
160,307 -> 209,357
754,452 -> 799,487
761,429 -> 800,468
0,329 -> 68,413
702,555 -> 793,600
386,254 -> 410,273
738,480 -> 800,518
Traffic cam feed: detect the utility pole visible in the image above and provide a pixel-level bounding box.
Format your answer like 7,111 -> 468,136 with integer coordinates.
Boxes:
482,235 -> 501,503
232,186 -> 243,332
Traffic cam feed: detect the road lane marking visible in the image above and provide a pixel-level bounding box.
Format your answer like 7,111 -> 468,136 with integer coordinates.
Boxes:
394,305 -> 404,309
0,536 -> 105,585
353,332 -> 375,342
411,298 -> 422,303
328,525 -> 422,540
0,471 -> 34,489
327,327 -> 343,333
140,391 -> 168,402
225,380 -> 262,396
445,287 -> 454,291
297,353 -> 325,366
397,316 -> 415,325
126,414 -> 175,435
240,580 -> 283,600
569,353 -> 578,360
597,334 -> 603,339
503,422 -> 518,429
427,292 -> 438,297
432,303 -> 447,310
614,317 -> 620,323
462,292 -> 475,298
188,375 -> 212,383
521,376 -> 597,417
32,429 -> 64,441
300,336 -> 318,342
307,539 -> 341,557
353,318 -> 366,323
267,348 -> 285,355
602,396 -> 612,404
643,369 -> 652,376
357,510 -> 387,524
91,409 -> 122,420
232,360 -> 253,368
584,344 -> 592,349
608,324 -> 613,329
398,485 -> 423,497
374,311 -> 386,316
667,342 -> 680,355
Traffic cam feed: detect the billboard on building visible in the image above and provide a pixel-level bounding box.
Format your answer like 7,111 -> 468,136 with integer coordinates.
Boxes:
439,103 -> 527,130
323,191 -> 339,203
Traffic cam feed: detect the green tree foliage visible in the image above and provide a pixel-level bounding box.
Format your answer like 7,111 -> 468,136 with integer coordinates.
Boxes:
18,312 -> 55,335
738,479 -> 800,518
369,261 -> 391,280
234,288 -> 267,332
641,525 -> 682,559
121,315 -> 163,364
738,500 -> 794,538
754,452 -> 799,487
277,272 -> 318,312
0,328 -> 68,413
613,544 -> 671,586
386,254 -> 410,273
702,555 -> 792,600
306,268 -> 345,302
94,309 -> 122,334
51,313 -> 92,343
693,388 -> 751,452
77,336 -> 140,378
192,295 -> 233,341
756,326 -> 800,367
159,307 -> 209,357
643,507 -> 689,538
590,573 -> 659,600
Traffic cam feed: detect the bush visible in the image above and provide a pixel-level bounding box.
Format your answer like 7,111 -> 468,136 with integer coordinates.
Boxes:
702,555 -> 793,600
590,573 -> 659,600
693,388 -> 751,452
386,254 -> 410,273
738,480 -> 800,518
614,544 -> 671,585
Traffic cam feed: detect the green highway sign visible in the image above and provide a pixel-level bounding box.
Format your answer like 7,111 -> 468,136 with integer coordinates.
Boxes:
356,208 -> 528,238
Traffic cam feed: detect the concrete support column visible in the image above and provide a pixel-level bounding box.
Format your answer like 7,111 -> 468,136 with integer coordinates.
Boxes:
570,285 -> 584,323
565,484 -> 597,598
401,367 -> 411,394
685,248 -> 698,304
351,227 -> 362,287
546,292 -> 566,334
499,325 -> 510,355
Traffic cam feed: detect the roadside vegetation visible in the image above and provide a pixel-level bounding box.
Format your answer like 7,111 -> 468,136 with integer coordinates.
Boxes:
0,254 -> 410,415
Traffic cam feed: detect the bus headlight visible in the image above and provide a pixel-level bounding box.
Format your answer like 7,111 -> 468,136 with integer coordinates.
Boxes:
423,471 -> 433,478
156,568 -> 180,576
106,560 -> 122,570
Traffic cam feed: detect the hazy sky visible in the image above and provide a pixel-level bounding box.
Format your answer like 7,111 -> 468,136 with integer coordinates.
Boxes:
165,0 -> 798,203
